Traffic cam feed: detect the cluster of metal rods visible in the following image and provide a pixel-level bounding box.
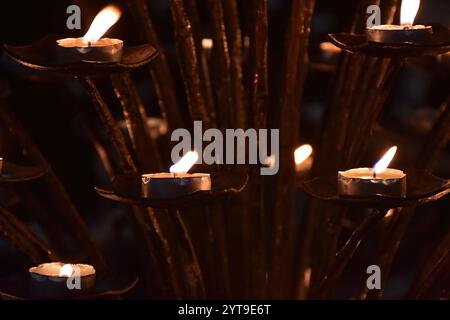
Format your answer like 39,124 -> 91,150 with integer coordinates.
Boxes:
0,0 -> 449,299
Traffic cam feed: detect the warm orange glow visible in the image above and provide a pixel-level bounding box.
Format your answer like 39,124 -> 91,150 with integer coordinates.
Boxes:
294,144 -> 313,165
400,0 -> 421,26
83,5 -> 122,43
385,209 -> 396,219
320,42 -> 342,54
59,264 -> 74,277
202,38 -> 213,50
304,268 -> 312,288
374,146 -> 397,174
170,151 -> 199,174
263,154 -> 276,168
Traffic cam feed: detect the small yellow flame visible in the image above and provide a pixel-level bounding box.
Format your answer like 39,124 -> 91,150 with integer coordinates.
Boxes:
400,0 -> 421,26
294,144 -> 313,165
374,146 -> 397,175
170,151 -> 199,174
83,5 -> 122,43
59,264 -> 74,277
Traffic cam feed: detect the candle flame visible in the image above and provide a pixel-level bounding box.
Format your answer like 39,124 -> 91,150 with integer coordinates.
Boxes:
400,0 -> 421,26
294,144 -> 313,165
170,151 -> 199,174
385,209 -> 396,219
59,264 -> 74,277
202,38 -> 213,49
83,5 -> 122,43
374,146 -> 397,175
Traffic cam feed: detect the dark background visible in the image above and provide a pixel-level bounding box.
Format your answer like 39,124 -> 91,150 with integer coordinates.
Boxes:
0,0 -> 448,298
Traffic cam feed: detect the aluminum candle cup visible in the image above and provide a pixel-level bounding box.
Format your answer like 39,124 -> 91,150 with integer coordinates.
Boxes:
29,262 -> 96,298
338,168 -> 407,197
366,25 -> 433,44
56,38 -> 123,63
141,173 -> 211,199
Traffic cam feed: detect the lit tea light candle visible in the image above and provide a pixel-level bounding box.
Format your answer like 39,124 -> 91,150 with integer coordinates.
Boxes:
29,262 -> 96,298
366,0 -> 432,44
295,144 -> 314,175
0,157 -> 3,175
57,5 -> 123,63
338,146 -> 407,197
141,151 -> 211,198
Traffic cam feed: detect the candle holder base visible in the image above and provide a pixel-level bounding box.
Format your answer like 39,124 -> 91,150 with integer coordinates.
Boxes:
328,24 -> 450,58
300,169 -> 450,208
95,170 -> 248,209
3,35 -> 158,77
0,161 -> 49,184
366,26 -> 433,45
0,272 -> 138,300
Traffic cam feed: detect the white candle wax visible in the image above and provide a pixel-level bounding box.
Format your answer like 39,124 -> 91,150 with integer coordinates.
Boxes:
369,24 -> 430,31
338,168 -> 407,197
56,38 -> 123,63
366,24 -> 432,44
141,173 -> 211,199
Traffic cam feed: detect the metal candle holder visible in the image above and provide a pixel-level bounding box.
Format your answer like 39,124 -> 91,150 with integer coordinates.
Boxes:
95,170 -> 248,209
3,35 -> 158,77
301,169 -> 450,209
0,273 -> 138,300
365,25 -> 433,44
56,38 -> 124,64
328,24 -> 450,58
0,160 -> 49,184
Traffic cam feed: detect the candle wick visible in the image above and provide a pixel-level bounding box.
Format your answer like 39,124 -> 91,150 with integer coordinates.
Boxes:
373,170 -> 377,179
88,41 -> 92,47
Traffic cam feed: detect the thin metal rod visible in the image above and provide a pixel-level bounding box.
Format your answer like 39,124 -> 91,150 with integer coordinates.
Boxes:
111,72 -> 162,172
0,205 -> 58,263
0,103 -> 107,270
313,209 -> 388,298
81,77 -> 137,173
